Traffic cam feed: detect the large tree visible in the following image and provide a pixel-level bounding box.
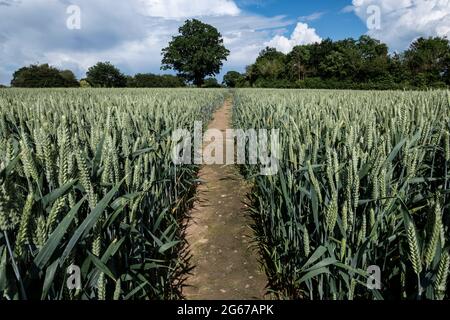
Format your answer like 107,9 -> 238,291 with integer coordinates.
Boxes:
59,69 -> 80,87
287,45 -> 311,81
247,48 -> 286,84
11,64 -> 79,88
356,35 -> 389,81
404,37 -> 450,86
161,19 -> 229,87
86,62 -> 127,88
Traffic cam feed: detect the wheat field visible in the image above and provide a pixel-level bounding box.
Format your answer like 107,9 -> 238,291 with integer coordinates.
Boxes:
233,89 -> 450,300
0,88 -> 449,300
0,88 -> 225,300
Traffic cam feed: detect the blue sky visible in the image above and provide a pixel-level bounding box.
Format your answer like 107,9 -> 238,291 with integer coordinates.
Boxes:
237,0 -> 367,40
1,0 -> 450,85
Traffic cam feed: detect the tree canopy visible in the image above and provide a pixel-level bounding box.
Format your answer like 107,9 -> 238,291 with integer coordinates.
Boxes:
231,36 -> 450,90
86,62 -> 127,88
404,37 -> 450,87
161,19 -> 229,87
223,71 -> 244,88
59,69 -> 80,87
11,64 -> 79,88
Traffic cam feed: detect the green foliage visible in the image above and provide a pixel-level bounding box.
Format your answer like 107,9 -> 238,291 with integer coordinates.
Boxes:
287,46 -> 311,81
222,71 -> 244,88
405,37 -> 450,87
239,36 -> 450,89
86,62 -> 127,88
0,88 -> 226,300
234,89 -> 450,300
202,78 -> 221,88
59,70 -> 80,87
79,79 -> 92,88
127,73 -> 185,88
249,47 -> 287,83
11,64 -> 79,88
161,19 -> 230,87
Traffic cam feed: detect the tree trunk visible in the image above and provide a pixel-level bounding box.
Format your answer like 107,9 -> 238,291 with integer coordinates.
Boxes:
194,74 -> 204,88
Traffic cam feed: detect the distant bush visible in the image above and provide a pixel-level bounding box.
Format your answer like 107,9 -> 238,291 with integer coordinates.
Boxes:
202,78 -> 222,88
59,70 -> 80,87
127,73 -> 185,88
223,71 -> 244,88
86,62 -> 127,88
79,79 -> 92,88
11,64 -> 79,88
253,78 -> 294,88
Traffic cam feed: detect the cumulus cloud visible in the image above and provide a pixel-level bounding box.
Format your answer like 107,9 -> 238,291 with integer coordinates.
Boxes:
265,22 -> 322,54
350,0 -> 450,51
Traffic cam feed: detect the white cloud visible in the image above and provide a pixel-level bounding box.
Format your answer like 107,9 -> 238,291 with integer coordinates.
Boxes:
265,22 -> 322,54
138,0 -> 240,18
341,5 -> 355,13
299,11 -> 326,22
207,14 -> 292,66
350,0 -> 450,51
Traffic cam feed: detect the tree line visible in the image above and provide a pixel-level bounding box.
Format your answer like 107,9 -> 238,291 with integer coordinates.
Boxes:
4,61 -> 223,89
224,36 -> 450,90
7,62 -> 187,88
3,18 -> 450,90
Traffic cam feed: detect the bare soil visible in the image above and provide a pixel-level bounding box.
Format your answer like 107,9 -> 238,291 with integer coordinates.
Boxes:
183,98 -> 267,300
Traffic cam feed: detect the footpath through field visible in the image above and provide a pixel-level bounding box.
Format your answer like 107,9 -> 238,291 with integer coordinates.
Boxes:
183,97 -> 267,300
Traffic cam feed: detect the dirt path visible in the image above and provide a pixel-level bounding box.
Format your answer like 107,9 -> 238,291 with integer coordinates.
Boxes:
183,97 -> 267,300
